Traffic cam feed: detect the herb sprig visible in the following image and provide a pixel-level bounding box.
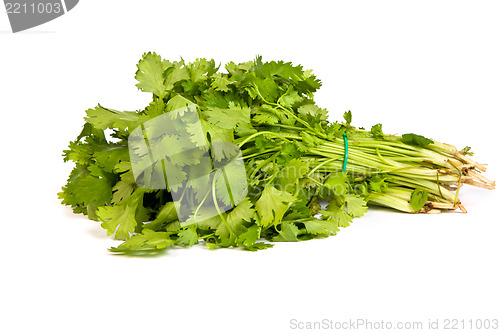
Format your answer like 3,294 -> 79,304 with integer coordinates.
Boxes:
59,53 -> 495,253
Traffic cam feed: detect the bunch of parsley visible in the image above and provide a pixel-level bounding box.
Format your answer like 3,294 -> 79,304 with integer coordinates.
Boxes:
60,53 -> 494,253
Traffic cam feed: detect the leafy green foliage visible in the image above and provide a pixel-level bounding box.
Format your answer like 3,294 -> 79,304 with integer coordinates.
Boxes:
410,189 -> 429,212
368,175 -> 388,193
402,133 -> 434,147
343,110 -> 352,124
256,186 -> 297,227
97,189 -> 145,240
344,194 -> 368,217
371,123 -> 385,139
62,52 -> 479,254
110,229 -> 175,252
204,103 -> 251,130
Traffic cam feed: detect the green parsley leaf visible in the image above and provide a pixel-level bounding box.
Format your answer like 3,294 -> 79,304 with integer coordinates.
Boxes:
276,158 -> 308,193
255,185 -> 297,227
410,189 -> 428,212
211,72 -> 234,92
402,133 -> 434,147
237,224 -> 261,247
135,52 -> 170,99
272,222 -> 300,242
85,105 -> 139,132
97,189 -> 145,240
110,229 -> 175,252
176,225 -> 199,246
297,104 -> 328,122
244,242 -> 274,251
344,194 -> 368,217
302,219 -> 340,236
204,103 -> 251,130
343,110 -> 352,124
371,123 -> 385,139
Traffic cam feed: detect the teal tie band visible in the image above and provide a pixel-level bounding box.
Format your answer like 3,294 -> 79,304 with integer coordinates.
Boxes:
342,132 -> 348,172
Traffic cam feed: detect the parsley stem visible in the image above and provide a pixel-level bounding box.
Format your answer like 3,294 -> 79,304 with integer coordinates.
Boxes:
192,188 -> 212,223
241,147 -> 280,160
272,124 -> 306,131
254,88 -> 322,136
307,158 -> 338,177
211,170 -> 234,235
306,177 -> 323,186
249,152 -> 279,179
237,131 -> 301,147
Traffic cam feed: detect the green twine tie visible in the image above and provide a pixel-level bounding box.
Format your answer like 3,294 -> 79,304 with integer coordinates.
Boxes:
342,132 -> 348,172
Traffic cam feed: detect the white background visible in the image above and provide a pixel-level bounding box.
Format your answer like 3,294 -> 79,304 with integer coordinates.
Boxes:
1,1 -> 499,332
